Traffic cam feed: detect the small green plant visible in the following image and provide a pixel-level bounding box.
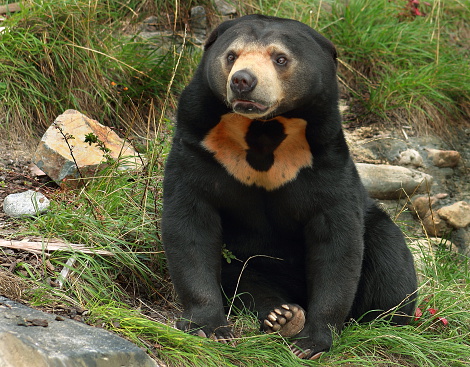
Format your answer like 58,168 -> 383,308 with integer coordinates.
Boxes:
222,244 -> 238,264
53,122 -> 83,178
84,132 -> 113,164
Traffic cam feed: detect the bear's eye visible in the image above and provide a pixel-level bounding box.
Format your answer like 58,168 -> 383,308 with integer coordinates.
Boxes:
275,56 -> 288,66
227,53 -> 237,63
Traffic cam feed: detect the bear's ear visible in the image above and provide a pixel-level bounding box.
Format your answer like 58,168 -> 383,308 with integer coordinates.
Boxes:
325,39 -> 338,68
204,18 -> 239,51
305,28 -> 338,68
204,28 -> 220,50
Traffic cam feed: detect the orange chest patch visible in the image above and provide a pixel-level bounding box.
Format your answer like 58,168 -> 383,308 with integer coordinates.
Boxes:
201,113 -> 313,190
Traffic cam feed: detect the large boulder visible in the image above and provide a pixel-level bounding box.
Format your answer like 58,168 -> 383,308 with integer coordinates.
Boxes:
33,110 -> 141,188
0,296 -> 158,367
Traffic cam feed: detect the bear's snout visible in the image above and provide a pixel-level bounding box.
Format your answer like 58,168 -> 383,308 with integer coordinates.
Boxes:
230,69 -> 258,95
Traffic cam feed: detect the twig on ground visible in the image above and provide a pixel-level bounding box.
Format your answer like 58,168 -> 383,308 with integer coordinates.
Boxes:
0,239 -> 114,256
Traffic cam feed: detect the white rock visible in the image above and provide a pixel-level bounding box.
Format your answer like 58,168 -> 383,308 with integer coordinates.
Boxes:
397,149 -> 424,168
356,163 -> 433,199
3,190 -> 50,217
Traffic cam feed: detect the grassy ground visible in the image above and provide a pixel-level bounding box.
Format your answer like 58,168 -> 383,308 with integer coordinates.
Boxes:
1,0 -> 470,366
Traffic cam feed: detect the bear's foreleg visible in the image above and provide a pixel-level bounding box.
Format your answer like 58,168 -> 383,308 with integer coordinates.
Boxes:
291,214 -> 364,358
162,196 -> 234,342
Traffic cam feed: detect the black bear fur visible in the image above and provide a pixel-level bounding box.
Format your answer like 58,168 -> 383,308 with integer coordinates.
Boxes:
162,14 -> 417,359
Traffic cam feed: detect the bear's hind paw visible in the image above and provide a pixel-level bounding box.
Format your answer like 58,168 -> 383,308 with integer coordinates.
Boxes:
263,304 -> 305,338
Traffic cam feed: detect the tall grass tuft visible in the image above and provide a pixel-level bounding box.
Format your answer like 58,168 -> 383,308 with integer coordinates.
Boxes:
316,0 -> 470,132
0,0 -> 187,142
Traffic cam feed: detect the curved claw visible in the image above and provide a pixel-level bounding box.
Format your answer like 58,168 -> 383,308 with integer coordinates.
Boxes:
289,342 -> 324,360
309,351 -> 323,360
195,329 -> 207,338
263,303 -> 305,337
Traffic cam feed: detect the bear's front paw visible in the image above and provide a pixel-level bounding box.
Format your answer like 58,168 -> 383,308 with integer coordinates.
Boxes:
289,341 -> 325,360
176,319 -> 235,344
288,328 -> 332,360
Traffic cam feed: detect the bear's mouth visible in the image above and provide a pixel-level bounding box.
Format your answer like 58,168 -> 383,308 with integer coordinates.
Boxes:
232,100 -> 269,115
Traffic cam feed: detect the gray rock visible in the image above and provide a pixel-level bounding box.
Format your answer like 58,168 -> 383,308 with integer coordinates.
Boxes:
190,6 -> 207,42
3,190 -> 50,217
214,0 -> 237,16
0,296 -> 158,367
142,15 -> 159,32
451,228 -> 470,255
362,137 -> 408,163
356,163 -> 433,199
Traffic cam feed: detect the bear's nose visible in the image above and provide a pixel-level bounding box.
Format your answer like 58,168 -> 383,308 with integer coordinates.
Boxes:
230,70 -> 257,94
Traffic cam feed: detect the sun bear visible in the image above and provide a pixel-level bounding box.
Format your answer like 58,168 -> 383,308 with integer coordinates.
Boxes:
161,14 -> 417,360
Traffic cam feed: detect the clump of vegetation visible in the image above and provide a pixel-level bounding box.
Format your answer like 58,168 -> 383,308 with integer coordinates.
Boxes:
318,0 -> 469,133
1,0 -> 469,366
0,0 -> 189,141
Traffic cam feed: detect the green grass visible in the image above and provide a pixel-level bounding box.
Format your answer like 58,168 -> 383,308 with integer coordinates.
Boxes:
315,0 -> 469,131
1,0 -> 468,138
1,0 -> 470,366
0,0 -> 190,141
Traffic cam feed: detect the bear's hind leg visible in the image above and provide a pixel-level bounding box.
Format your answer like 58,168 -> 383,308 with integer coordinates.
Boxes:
350,203 -> 417,324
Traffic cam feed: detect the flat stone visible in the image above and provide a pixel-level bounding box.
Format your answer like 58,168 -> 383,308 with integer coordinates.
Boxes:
437,201 -> 470,229
2,190 -> 50,217
33,110 -> 141,188
356,163 -> 433,199
0,297 -> 158,367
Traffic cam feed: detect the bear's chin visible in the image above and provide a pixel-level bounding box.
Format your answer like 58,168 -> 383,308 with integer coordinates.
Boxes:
231,100 -> 273,119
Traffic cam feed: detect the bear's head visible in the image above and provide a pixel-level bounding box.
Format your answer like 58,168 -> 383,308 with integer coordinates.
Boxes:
202,14 -> 338,120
